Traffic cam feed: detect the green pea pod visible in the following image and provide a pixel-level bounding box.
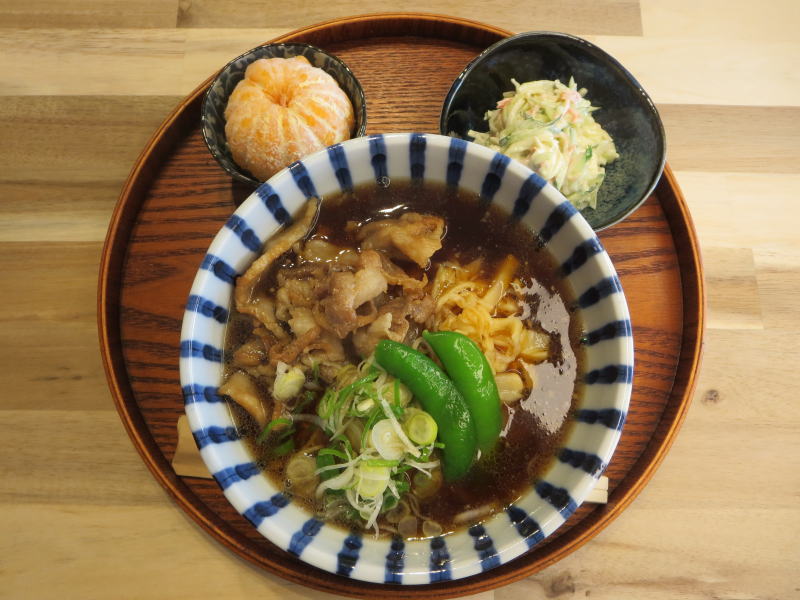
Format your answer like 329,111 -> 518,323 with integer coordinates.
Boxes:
374,340 -> 477,481
423,331 -> 502,456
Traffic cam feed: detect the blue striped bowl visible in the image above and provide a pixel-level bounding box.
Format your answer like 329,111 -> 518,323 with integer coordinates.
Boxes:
180,133 -> 633,583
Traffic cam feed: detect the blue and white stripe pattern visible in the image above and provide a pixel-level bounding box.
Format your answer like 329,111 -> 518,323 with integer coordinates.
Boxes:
180,133 -> 633,584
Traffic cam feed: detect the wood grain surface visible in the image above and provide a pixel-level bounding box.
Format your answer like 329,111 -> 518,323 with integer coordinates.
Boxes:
2,3 -> 798,600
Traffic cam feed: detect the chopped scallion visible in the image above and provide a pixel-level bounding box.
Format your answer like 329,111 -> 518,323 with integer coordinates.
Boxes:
256,417 -> 293,444
364,458 -> 400,467
319,447 -> 350,461
271,437 -> 295,457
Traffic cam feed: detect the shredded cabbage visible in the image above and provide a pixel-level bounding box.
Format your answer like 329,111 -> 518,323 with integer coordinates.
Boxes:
468,77 -> 618,210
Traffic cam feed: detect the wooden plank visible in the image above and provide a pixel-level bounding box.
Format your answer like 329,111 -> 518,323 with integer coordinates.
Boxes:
754,248 -> 800,331
0,96 -> 179,183
0,318 -> 109,410
690,329 -> 800,427
0,182 -> 119,242
0,411 -> 166,505
703,247 -> 763,330
0,0 -> 178,28
675,171 -> 800,249
587,35 -> 800,107
0,30 -> 186,95
0,242 -> 99,319
641,0 -> 800,41
0,242 -> 111,410
658,105 -> 800,174
176,1 -> 643,36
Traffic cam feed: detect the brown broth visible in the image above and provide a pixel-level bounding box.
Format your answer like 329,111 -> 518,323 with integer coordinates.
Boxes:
223,178 -> 584,536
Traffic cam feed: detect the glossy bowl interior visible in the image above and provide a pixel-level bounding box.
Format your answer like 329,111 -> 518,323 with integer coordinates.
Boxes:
440,31 -> 666,230
202,42 -> 367,186
180,133 -> 633,584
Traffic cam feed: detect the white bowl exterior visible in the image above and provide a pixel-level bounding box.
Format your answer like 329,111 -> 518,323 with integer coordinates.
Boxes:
180,133 -> 633,583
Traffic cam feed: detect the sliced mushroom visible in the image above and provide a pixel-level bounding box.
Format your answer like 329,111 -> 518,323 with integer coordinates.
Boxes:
232,336 -> 267,367
235,198 -> 320,334
397,515 -> 418,538
218,371 -> 267,427
422,520 -> 443,538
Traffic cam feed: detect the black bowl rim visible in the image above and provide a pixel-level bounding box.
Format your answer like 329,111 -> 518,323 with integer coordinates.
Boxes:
201,41 -> 368,187
439,30 -> 667,231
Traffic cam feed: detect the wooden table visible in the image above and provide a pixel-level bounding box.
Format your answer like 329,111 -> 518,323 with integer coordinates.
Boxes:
2,2 -> 798,599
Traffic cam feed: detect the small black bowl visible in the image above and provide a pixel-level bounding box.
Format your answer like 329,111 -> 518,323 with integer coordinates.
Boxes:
202,43 -> 367,186
440,31 -> 666,230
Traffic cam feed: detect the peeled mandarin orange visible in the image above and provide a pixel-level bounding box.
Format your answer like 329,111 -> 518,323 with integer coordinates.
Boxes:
224,56 -> 355,181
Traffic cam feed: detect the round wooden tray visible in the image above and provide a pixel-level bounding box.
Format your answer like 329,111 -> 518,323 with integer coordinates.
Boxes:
98,13 -> 704,599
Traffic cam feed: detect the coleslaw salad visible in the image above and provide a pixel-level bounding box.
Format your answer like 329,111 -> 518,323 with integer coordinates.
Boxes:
469,77 -> 618,210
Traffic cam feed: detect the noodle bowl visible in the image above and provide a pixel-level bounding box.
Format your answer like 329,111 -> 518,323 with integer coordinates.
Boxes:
180,133 -> 632,583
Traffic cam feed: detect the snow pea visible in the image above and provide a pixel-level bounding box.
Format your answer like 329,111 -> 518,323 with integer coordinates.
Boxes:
374,340 -> 477,481
423,331 -> 501,456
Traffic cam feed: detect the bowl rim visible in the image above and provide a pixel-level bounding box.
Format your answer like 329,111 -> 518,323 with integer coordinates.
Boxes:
439,30 -> 667,231
200,41 -> 368,186
180,132 -> 633,583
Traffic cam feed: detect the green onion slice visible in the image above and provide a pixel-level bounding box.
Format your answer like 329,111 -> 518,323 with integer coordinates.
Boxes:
256,417 -> 293,444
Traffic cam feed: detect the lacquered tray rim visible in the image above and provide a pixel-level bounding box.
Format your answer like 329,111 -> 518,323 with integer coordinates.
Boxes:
97,12 -> 705,599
